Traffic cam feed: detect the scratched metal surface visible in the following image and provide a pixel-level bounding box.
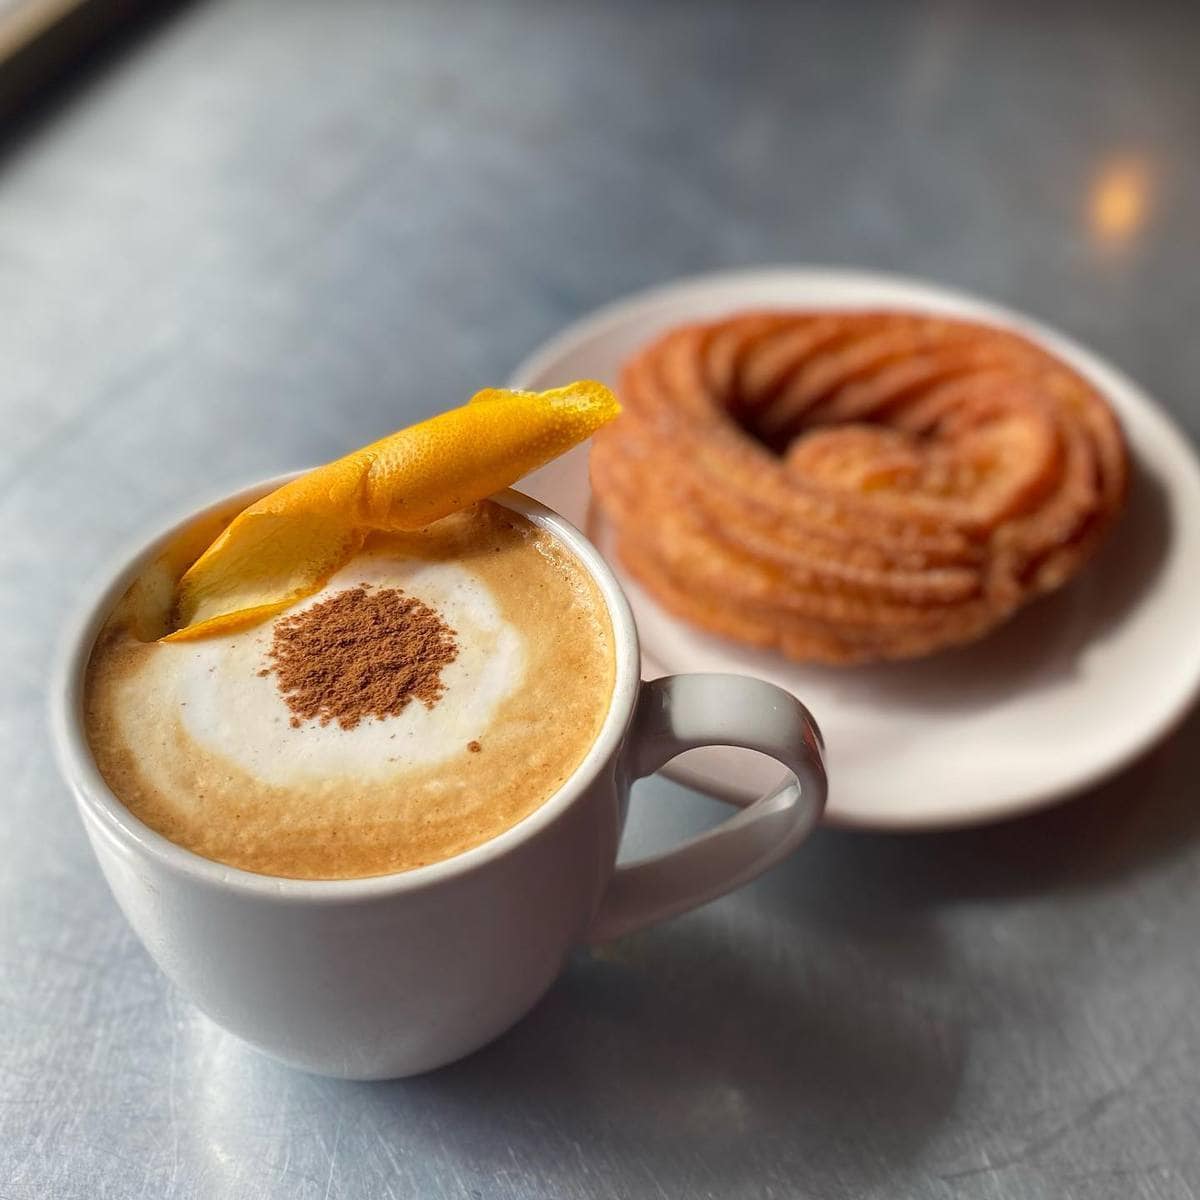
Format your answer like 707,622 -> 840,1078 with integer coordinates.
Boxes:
3,1 -> 1200,1197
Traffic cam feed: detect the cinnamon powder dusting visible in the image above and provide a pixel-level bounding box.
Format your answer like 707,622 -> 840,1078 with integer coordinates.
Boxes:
266,586 -> 458,729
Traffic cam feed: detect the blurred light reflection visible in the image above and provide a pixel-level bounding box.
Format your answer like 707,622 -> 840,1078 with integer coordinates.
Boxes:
1088,156 -> 1155,247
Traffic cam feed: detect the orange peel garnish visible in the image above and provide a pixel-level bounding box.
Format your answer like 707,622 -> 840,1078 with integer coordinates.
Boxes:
163,381 -> 619,642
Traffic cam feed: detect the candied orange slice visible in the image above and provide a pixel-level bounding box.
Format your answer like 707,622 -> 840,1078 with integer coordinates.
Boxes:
164,382 -> 619,641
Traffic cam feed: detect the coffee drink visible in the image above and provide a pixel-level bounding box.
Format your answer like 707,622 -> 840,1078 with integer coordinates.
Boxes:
84,501 -> 615,879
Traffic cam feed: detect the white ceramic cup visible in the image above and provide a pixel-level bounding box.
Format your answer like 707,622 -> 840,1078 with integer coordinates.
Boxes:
52,480 -> 827,1079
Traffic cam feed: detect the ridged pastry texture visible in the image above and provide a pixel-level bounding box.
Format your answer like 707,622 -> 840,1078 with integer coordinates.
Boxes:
590,311 -> 1128,664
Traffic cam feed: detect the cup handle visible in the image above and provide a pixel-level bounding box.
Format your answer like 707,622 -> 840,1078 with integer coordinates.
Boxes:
586,673 -> 827,943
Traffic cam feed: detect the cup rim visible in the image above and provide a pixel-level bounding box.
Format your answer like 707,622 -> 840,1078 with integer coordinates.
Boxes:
50,475 -> 641,905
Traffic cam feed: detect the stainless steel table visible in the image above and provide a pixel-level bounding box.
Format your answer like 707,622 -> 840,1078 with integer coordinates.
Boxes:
4,2 -> 1199,1196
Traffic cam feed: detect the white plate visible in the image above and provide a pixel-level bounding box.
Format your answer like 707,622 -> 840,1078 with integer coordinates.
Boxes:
510,268 -> 1200,830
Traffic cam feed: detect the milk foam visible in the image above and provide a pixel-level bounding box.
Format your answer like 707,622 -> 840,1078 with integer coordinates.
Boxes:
130,553 -> 524,796
86,501 -> 615,879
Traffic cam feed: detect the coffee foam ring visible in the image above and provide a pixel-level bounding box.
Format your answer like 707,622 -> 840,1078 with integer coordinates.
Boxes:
163,382 -> 619,642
